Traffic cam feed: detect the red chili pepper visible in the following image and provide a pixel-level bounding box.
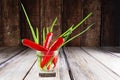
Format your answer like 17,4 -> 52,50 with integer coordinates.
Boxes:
43,32 -> 53,49
49,37 -> 64,51
52,55 -> 58,68
22,39 -> 48,52
47,65 -> 51,70
47,55 -> 58,70
42,32 -> 53,55
41,37 -> 64,68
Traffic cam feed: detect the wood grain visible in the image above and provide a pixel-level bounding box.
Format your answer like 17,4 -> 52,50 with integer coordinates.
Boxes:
101,0 -> 120,46
81,0 -> 101,46
82,47 -> 120,76
1,0 -> 20,46
0,47 -> 26,64
0,49 -> 36,80
59,49 -> 71,80
0,0 -> 3,46
62,0 -> 82,46
102,47 -> 120,53
64,47 -> 120,80
0,47 -> 8,51
102,47 -> 120,57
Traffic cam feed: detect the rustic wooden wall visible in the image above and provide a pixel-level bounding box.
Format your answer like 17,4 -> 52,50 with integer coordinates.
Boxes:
0,0 -> 3,46
81,0 -> 101,46
101,0 -> 120,46
0,0 -> 120,46
0,0 -> 20,46
62,0 -> 82,46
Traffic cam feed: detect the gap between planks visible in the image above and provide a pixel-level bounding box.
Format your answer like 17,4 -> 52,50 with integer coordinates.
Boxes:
0,47 -> 9,51
0,49 -> 37,80
0,47 -> 27,65
82,47 -> 120,78
100,47 -> 120,57
64,47 -> 120,80
62,47 -> 74,80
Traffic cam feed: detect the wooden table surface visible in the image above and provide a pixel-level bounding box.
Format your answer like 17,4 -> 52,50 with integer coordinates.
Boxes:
0,47 -> 120,80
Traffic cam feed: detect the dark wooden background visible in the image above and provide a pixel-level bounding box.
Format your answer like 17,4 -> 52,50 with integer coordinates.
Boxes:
0,0 -> 120,47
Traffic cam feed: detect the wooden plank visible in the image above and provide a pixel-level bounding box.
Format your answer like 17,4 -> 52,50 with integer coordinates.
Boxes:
0,47 -> 20,53
23,61 -> 41,80
101,47 -> 120,58
41,0 -> 61,43
101,0 -> 120,46
115,47 -> 120,50
112,53 -> 120,57
82,47 -> 120,76
62,0 -> 82,46
0,47 -> 8,51
115,47 -> 120,54
20,0 -> 41,41
0,47 -> 26,64
0,49 -> 36,80
64,47 -> 120,80
1,0 -> 20,46
102,47 -> 120,53
59,49 -> 71,80
24,49 -> 71,80
80,0 -> 101,46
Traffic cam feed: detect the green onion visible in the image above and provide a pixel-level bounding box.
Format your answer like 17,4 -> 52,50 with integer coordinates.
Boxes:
60,12 -> 92,37
61,23 -> 95,47
62,25 -> 74,41
43,56 -> 54,70
36,27 -> 39,44
42,27 -> 45,45
21,3 -> 38,43
46,27 -> 49,34
72,12 -> 92,31
60,25 -> 74,38
50,17 -> 57,32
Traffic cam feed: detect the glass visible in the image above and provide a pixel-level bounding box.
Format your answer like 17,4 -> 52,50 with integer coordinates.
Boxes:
36,50 -> 59,78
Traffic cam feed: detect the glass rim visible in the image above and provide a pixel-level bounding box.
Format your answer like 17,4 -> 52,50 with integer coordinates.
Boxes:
36,51 -> 59,56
